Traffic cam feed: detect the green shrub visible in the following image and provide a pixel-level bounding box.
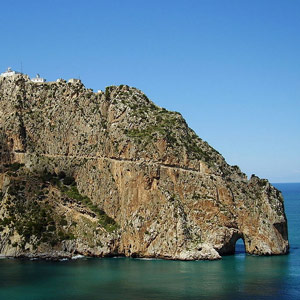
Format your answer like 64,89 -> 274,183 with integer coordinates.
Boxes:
4,163 -> 24,172
0,217 -> 11,226
63,176 -> 75,186
60,219 -> 68,226
40,170 -> 54,182
58,171 -> 66,179
105,87 -> 110,100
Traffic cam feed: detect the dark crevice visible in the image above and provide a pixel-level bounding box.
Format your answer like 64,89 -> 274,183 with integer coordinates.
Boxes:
274,222 -> 289,241
0,132 -> 15,166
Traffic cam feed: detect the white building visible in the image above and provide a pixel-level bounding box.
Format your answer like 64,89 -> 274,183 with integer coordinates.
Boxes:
0,67 -> 21,77
68,78 -> 81,84
31,74 -> 46,83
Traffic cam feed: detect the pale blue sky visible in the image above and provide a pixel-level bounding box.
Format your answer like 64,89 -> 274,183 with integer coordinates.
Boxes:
1,0 -> 299,182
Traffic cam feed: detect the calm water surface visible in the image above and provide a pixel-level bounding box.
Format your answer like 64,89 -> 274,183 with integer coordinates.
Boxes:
0,183 -> 299,300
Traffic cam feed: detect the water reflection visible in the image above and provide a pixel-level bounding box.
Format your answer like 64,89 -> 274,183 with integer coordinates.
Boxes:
0,254 -> 291,300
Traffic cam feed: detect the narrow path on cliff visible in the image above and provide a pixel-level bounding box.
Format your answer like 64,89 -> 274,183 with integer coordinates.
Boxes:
38,153 -> 206,175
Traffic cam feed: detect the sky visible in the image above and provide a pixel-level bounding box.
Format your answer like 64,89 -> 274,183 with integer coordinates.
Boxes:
1,0 -> 299,182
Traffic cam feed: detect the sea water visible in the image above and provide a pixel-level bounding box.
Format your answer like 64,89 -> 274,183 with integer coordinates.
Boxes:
0,183 -> 299,300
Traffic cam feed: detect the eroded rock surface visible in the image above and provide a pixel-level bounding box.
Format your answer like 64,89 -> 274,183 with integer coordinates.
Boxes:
0,75 -> 289,260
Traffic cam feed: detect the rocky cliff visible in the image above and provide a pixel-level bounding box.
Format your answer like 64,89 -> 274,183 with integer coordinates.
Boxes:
0,75 -> 289,260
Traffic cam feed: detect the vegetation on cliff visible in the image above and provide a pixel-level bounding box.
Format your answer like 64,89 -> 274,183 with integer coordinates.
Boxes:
0,163 -> 119,255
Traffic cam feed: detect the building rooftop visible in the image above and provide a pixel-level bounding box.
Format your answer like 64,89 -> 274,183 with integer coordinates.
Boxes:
31,74 -> 46,83
0,67 -> 21,77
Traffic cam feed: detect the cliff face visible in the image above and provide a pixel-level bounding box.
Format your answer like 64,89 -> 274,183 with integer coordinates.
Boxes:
0,75 -> 289,260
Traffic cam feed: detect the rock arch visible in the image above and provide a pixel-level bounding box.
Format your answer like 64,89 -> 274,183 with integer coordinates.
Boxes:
217,231 -> 245,255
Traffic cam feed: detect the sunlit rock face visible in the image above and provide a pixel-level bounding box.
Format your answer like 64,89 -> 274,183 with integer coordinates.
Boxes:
0,75 -> 289,260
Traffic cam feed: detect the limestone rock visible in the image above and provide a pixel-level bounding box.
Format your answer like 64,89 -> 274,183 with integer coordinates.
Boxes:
0,75 -> 289,260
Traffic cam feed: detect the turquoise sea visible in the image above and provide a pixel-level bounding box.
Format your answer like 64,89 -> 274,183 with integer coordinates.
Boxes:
0,183 -> 299,300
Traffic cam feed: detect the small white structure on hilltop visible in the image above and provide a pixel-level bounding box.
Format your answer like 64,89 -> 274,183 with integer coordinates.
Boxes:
0,67 -> 21,77
68,78 -> 81,84
31,74 -> 46,83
